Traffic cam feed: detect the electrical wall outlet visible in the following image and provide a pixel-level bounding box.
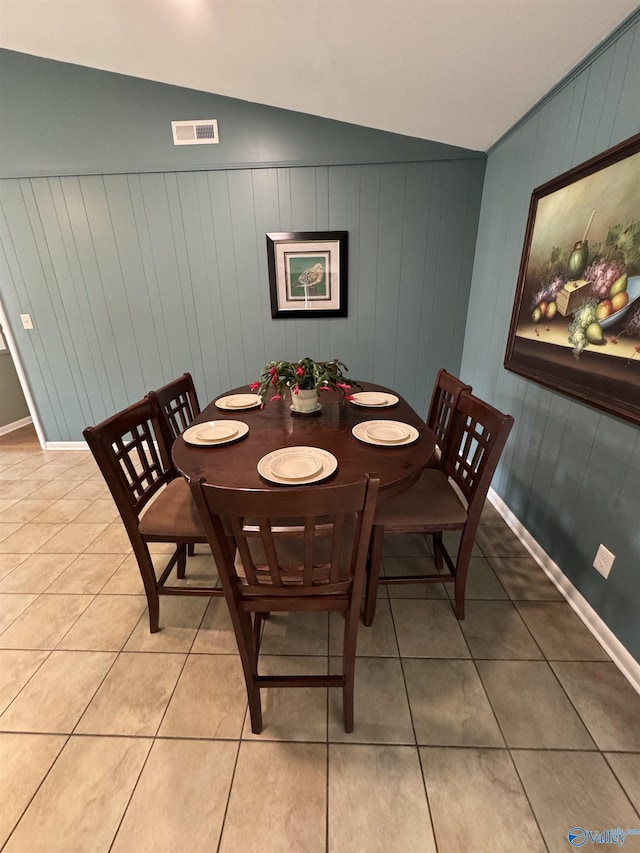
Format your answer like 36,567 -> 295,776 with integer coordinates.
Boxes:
20,313 -> 33,330
593,544 -> 615,579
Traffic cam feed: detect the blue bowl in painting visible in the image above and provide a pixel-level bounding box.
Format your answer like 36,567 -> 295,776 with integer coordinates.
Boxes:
599,275 -> 640,329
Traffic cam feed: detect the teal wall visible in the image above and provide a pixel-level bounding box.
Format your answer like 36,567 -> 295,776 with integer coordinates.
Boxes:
0,50 -> 479,178
461,15 -> 640,660
0,50 -> 485,442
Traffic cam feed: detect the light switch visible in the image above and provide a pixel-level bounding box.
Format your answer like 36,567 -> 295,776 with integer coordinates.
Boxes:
20,313 -> 33,330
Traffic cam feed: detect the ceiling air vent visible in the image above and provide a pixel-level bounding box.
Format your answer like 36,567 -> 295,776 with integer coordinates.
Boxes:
171,119 -> 219,145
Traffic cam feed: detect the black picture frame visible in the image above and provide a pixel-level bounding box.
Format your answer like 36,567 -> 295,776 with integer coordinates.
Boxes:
504,133 -> 640,427
266,231 -> 348,319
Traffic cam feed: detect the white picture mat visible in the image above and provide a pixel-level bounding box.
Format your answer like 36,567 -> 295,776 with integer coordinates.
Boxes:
274,240 -> 341,312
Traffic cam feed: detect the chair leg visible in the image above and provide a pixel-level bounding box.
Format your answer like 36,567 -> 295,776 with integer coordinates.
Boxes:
451,530 -> 476,620
432,533 -> 444,571
342,605 -> 361,733
453,556 -> 470,620
363,525 -> 384,627
177,544 -> 187,579
147,592 -> 160,634
454,583 -> 466,620
252,613 -> 264,655
134,545 -> 161,633
234,611 -> 263,734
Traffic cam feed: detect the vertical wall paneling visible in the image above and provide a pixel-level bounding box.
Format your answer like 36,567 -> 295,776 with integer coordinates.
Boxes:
0,181 -> 70,438
355,165 -> 381,380
342,166 -> 362,377
395,163 -> 434,409
373,163 -> 406,391
326,166 -> 350,366
171,172 -> 211,398
451,164 -> 485,373
415,166 -> 445,407
63,176 -> 131,414
0,49 -> 485,444
314,167 -> 332,360
206,171 -> 248,388
289,167 -> 321,360
614,24 -> 640,137
28,179 -> 95,428
126,174 -> 175,384
461,18 -> 640,659
82,175 -> 147,402
164,173 -> 206,387
1,157 -> 484,440
0,225 -> 58,436
226,169 -> 267,379
251,168 -> 283,369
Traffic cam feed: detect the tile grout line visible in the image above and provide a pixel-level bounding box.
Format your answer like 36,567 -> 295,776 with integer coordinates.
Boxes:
0,733 -> 71,853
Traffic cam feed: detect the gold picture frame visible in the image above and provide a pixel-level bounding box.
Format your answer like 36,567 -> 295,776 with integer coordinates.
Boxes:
504,133 -> 640,426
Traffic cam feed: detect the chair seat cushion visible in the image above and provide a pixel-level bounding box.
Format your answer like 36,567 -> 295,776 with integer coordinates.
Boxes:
138,476 -> 205,540
374,468 -> 467,532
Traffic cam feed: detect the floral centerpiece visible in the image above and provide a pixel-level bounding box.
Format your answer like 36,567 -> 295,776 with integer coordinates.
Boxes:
251,357 -> 360,411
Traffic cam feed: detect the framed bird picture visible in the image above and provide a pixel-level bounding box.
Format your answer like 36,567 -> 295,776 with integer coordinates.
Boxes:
266,231 -> 348,318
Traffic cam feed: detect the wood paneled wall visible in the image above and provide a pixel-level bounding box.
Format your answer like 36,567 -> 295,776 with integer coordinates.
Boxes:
461,16 -> 640,658
0,159 -> 484,440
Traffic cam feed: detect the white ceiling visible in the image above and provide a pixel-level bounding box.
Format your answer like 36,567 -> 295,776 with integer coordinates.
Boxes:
0,0 -> 637,151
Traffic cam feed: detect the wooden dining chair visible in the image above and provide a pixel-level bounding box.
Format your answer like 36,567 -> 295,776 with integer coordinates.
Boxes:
84,397 -> 221,633
147,372 -> 201,456
363,391 -> 513,625
425,368 -> 471,468
190,474 -> 380,734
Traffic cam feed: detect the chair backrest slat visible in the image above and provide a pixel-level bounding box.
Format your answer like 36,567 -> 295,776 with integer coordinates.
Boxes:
303,518 -> 315,586
191,477 -> 380,599
147,372 -> 201,452
232,516 -> 259,586
329,513 -> 345,583
259,516 -> 285,587
84,398 -> 174,525
443,392 -> 513,511
426,369 -> 472,459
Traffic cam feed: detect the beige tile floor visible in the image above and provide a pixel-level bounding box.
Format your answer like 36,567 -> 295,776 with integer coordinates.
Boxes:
1,425 -> 639,852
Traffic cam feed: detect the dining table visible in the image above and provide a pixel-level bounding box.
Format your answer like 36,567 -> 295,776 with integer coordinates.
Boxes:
172,381 -> 435,499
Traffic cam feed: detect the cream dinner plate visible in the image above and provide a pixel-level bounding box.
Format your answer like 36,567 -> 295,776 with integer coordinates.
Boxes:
183,420 -> 249,446
257,446 -> 338,485
215,394 -> 262,410
367,422 -> 410,442
352,420 -> 419,446
350,392 -> 399,408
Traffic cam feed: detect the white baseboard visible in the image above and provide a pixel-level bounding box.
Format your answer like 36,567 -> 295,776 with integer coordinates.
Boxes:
487,487 -> 640,697
44,441 -> 88,451
0,416 -> 32,437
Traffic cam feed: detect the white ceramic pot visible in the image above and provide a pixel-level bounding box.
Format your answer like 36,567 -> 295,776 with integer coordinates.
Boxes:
291,388 -> 319,413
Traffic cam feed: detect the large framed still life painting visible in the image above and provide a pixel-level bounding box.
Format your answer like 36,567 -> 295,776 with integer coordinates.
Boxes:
504,133 -> 640,426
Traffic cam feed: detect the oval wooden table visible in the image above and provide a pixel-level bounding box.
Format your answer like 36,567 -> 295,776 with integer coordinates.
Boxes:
172,382 -> 435,498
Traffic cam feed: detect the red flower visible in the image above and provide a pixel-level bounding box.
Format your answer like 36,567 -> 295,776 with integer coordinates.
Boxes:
345,394 -> 355,401
270,394 -> 282,401
293,385 -> 299,395
295,366 -> 305,377
269,366 -> 277,375
271,374 -> 278,385
319,385 -> 331,392
249,382 -> 260,391
337,382 -> 351,391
